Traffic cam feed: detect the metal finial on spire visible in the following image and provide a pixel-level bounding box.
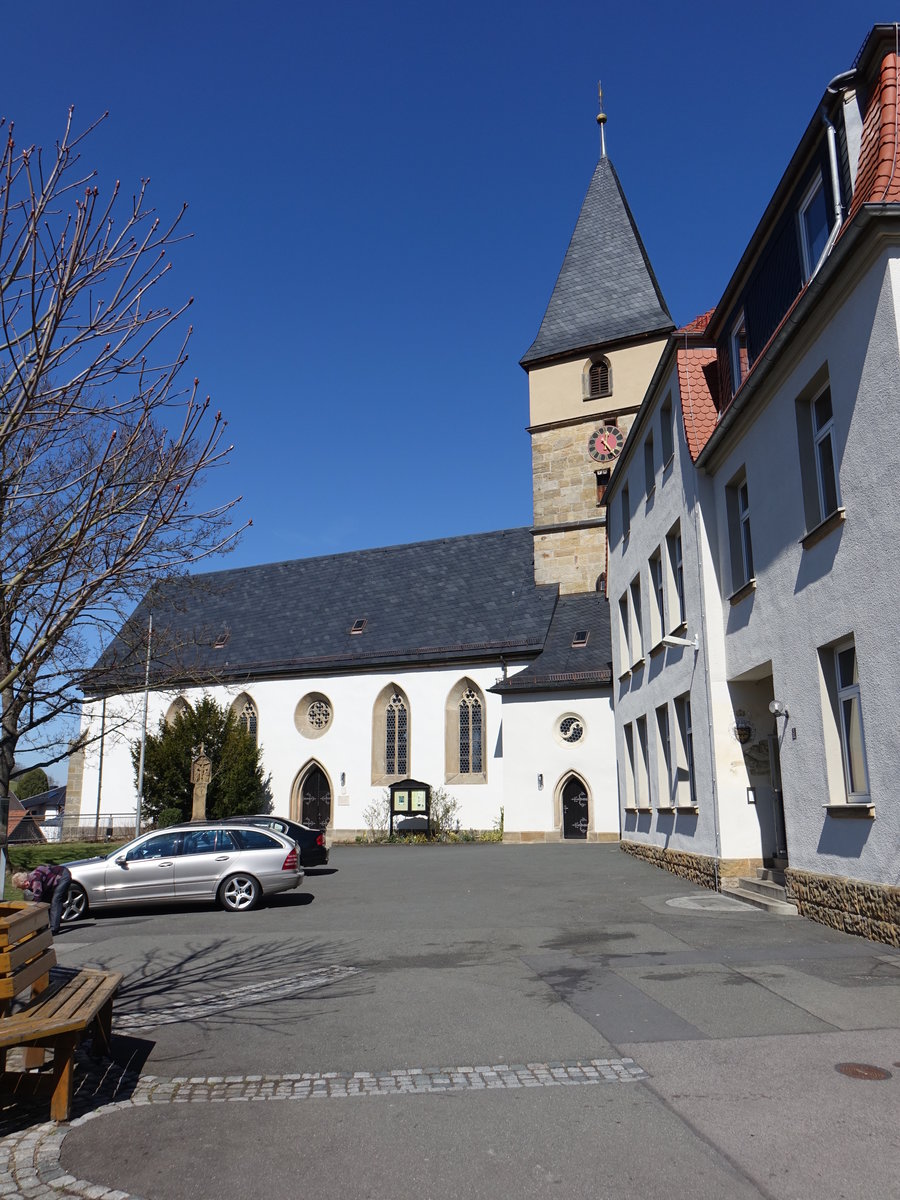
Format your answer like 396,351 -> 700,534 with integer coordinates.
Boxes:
596,80 -> 607,158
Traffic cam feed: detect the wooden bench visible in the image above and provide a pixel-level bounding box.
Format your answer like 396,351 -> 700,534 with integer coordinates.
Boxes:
0,901 -> 122,1120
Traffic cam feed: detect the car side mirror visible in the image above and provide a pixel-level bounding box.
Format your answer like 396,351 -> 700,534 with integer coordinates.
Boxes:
115,855 -> 128,867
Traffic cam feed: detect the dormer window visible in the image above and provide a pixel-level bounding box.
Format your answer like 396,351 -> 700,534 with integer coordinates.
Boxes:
583,356 -> 612,400
730,312 -> 749,394
799,174 -> 831,281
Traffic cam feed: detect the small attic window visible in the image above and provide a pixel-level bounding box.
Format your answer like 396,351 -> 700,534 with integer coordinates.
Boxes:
572,630 -> 590,648
214,630 -> 230,649
350,618 -> 367,635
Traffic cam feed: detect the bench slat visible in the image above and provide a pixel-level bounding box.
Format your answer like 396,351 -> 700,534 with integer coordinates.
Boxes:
0,971 -> 121,1049
0,928 -> 55,975
0,904 -> 50,947
0,948 -> 56,1000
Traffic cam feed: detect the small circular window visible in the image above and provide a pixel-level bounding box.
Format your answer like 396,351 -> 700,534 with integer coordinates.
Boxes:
556,714 -> 585,745
296,692 -> 333,738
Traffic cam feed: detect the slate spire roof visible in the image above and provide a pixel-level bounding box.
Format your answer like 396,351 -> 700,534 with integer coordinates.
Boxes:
520,156 -> 674,367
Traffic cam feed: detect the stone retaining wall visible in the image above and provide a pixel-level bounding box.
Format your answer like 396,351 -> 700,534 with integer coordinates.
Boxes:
786,867 -> 900,947
620,840 -> 719,889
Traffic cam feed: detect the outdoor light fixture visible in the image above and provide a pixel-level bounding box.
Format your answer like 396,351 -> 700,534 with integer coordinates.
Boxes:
662,632 -> 699,650
537,774 -> 544,791
340,772 -> 346,788
769,700 -> 789,719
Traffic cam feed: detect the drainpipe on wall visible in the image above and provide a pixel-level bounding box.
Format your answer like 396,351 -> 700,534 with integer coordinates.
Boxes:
817,98 -> 849,270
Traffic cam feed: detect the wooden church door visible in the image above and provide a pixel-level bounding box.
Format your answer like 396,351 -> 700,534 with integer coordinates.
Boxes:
561,776 -> 589,840
301,768 -> 331,829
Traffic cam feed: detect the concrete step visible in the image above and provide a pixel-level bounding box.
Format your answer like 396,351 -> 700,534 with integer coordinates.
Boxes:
721,880 -> 798,916
740,876 -> 790,902
757,867 -> 787,886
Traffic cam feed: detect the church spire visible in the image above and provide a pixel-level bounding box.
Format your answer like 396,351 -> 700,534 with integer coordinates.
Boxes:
596,80 -> 607,158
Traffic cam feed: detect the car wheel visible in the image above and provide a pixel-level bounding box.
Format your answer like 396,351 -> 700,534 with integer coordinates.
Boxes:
62,884 -> 88,923
218,874 -> 260,912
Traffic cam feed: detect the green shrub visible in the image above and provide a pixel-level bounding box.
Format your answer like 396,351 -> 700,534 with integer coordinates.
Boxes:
156,807 -> 184,829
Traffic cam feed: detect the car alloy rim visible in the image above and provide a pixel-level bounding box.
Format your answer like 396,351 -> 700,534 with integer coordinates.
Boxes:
63,888 -> 86,921
224,876 -> 256,909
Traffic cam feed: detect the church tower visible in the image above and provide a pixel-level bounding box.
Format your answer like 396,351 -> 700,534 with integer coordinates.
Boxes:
521,91 -> 673,594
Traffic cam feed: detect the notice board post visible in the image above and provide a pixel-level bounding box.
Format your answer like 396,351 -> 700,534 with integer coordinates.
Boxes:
389,778 -> 432,838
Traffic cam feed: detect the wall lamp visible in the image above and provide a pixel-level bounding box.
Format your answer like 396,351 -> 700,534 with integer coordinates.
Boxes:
769,700 -> 789,719
537,773 -> 544,791
662,632 -> 699,650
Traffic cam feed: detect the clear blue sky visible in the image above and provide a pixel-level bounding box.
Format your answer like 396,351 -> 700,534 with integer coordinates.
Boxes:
4,3 -> 891,569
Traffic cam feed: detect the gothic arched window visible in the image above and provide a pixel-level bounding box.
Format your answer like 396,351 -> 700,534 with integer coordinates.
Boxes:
385,692 -> 408,777
445,678 -> 487,784
231,693 -> 259,745
372,684 -> 411,784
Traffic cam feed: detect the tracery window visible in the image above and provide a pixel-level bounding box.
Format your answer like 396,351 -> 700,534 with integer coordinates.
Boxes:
385,692 -> 408,777
233,695 -> 259,744
458,688 -> 483,774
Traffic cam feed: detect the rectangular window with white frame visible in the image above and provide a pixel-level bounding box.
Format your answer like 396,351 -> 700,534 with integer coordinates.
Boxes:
621,482 -> 631,541
660,393 -> 674,467
799,173 -> 832,282
649,548 -> 665,647
674,693 -> 697,808
666,522 -> 686,629
644,432 -> 655,499
730,311 -> 749,394
629,574 -> 644,664
622,723 -> 636,808
617,594 -> 630,675
655,702 -> 673,807
818,636 -> 870,804
725,469 -> 754,595
636,715 -> 650,808
796,379 -> 842,538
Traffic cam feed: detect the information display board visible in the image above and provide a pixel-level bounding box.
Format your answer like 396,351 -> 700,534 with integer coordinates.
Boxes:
389,779 -> 432,837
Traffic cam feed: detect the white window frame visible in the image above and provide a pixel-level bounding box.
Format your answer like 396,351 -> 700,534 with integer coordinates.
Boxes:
674,694 -> 696,808
660,393 -> 674,467
644,432 -> 655,499
812,384 -> 840,520
629,575 -> 644,665
730,310 -> 749,394
666,523 -> 686,629
649,548 -> 666,646
738,479 -> 754,583
799,173 -> 831,281
656,703 -> 673,807
636,715 -> 650,808
835,638 -> 870,801
621,482 -> 631,542
617,593 -> 630,674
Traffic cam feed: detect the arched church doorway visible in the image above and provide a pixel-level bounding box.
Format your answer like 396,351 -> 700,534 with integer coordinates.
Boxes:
298,766 -> 331,829
561,775 -> 589,840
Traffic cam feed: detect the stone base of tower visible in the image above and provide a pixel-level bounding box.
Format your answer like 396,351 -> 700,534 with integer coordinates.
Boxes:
533,527 -> 606,594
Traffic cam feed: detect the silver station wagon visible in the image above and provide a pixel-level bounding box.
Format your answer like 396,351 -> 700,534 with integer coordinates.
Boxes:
62,823 -> 304,920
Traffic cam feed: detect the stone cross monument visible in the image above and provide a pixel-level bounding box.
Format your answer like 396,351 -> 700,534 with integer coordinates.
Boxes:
190,745 -> 212,822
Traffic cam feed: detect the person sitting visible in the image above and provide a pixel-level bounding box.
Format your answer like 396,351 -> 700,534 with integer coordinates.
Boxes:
11,864 -> 73,934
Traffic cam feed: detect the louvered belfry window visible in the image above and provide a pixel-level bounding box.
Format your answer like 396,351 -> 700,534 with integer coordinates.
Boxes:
589,358 -> 611,399
458,688 -> 483,773
386,692 -> 408,776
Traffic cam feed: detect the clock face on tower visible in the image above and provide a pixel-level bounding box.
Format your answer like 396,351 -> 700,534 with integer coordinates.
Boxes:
588,424 -> 624,463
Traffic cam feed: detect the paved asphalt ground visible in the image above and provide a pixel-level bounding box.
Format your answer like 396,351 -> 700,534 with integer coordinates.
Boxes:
3,844 -> 899,1199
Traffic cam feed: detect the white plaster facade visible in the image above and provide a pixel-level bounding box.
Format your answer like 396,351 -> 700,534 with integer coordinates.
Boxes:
75,661 -> 621,843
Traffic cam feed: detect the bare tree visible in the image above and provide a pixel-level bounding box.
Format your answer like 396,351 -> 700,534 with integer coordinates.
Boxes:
0,109 -> 244,877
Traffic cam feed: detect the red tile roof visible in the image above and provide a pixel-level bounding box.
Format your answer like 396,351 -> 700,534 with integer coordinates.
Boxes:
849,50 -> 900,217
676,346 -> 720,460
679,309 -> 715,335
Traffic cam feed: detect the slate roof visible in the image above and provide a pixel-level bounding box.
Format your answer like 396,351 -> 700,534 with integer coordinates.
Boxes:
521,156 -> 674,366
93,528 -> 561,690
490,592 -> 612,693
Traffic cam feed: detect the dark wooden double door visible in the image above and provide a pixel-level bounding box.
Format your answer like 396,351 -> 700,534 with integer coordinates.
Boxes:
301,768 -> 331,829
562,777 -> 589,840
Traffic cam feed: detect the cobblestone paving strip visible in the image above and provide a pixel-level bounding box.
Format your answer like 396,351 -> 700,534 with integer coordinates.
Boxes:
0,1056 -> 647,1198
